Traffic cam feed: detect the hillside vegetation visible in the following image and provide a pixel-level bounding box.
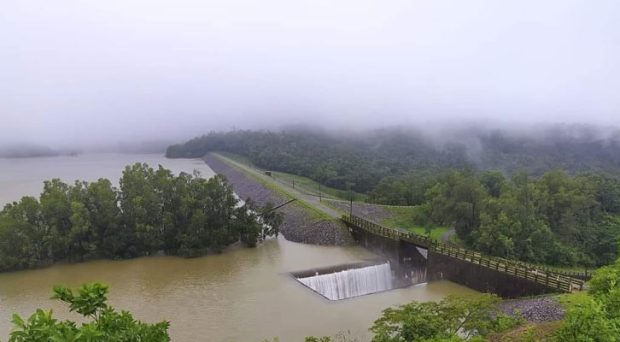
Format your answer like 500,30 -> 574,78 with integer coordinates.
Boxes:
168,127 -> 620,267
166,126 -> 620,198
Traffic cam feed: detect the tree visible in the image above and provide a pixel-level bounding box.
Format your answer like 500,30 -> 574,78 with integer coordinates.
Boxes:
68,201 -> 97,260
40,179 -> 73,260
119,163 -> 163,255
421,171 -> 487,242
8,283 -> 170,342
555,297 -> 619,342
86,179 -> 125,258
417,168 -> 618,266
0,197 -> 49,270
479,170 -> 507,198
556,258 -> 620,341
0,163 -> 282,272
369,294 -> 518,342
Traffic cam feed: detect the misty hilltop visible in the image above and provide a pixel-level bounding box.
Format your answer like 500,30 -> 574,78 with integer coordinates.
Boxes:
167,125 -> 620,193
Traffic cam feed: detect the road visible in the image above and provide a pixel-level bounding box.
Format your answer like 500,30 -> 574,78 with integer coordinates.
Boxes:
212,153 -> 343,218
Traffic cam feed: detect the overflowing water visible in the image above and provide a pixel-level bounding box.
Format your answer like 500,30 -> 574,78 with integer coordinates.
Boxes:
409,268 -> 428,284
298,262 -> 394,300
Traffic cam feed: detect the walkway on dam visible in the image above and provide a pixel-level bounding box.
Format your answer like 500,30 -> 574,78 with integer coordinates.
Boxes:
343,215 -> 585,293
211,153 -> 343,218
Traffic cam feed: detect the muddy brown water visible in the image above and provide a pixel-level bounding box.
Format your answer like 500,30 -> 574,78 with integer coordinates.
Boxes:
0,154 -> 476,341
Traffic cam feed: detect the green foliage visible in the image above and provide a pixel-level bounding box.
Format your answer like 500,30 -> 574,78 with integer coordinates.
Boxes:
381,206 -> 448,241
166,127 -> 620,200
0,164 -> 283,272
166,129 -> 470,193
556,258 -> 620,341
167,129 -> 620,267
369,294 -> 519,342
416,169 -> 620,267
305,338 -> 333,342
555,296 -> 619,342
270,170 -> 368,202
8,283 -> 170,342
304,331 -> 359,342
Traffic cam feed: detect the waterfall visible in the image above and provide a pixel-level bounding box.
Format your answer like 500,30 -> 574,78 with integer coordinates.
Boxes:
410,267 -> 427,284
298,262 -> 393,300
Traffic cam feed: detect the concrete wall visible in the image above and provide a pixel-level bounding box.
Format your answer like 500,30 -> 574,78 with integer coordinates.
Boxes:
290,260 -> 386,278
349,226 -> 401,262
348,226 -> 427,284
346,223 -> 559,298
427,251 -> 556,298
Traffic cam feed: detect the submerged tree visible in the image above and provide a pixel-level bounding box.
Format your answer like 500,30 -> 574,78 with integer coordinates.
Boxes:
0,163 -> 283,272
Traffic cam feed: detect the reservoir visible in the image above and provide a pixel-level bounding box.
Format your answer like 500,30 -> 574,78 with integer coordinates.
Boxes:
0,154 -> 475,341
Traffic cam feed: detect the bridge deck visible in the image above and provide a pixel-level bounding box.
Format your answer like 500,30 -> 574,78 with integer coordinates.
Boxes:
342,215 -> 586,293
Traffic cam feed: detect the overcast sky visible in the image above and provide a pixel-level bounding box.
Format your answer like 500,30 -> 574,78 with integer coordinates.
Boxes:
1,0 -> 619,146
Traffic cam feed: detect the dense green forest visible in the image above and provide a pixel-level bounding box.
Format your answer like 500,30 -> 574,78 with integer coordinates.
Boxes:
0,163 -> 281,272
166,129 -> 469,193
413,169 -> 620,267
167,128 -> 620,267
166,126 -> 620,198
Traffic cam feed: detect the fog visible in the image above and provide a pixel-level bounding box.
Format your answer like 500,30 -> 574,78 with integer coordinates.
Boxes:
1,0 -> 619,148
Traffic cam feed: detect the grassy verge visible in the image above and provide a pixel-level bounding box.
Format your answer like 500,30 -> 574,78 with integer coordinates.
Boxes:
487,321 -> 562,342
556,291 -> 590,309
380,206 -> 448,241
270,171 -> 368,201
217,152 -> 367,201
212,153 -> 334,221
217,152 -> 255,166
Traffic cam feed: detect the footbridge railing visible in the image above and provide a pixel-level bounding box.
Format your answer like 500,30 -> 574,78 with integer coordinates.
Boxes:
342,215 -> 586,293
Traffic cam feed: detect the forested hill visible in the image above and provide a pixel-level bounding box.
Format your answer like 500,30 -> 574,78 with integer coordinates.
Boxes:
167,127 -> 620,267
167,129 -> 471,193
166,126 -> 620,192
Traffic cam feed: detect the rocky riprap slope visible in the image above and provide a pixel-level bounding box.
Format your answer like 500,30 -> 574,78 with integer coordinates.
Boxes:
203,155 -> 354,246
499,297 -> 565,322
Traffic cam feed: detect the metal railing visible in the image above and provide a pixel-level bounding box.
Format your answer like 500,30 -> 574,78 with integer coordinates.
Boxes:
342,215 -> 585,293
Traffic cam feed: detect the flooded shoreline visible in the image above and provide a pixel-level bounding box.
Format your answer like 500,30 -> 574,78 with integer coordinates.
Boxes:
0,154 -> 476,341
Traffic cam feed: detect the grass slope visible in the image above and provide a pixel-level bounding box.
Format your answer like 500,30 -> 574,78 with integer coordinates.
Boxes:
381,206 -> 449,241
212,153 -> 334,221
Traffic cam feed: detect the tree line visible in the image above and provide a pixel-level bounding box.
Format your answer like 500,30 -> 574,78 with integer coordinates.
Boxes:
167,129 -> 620,267
412,169 -> 620,267
166,126 -> 620,200
165,129 -> 469,193
0,163 -> 282,272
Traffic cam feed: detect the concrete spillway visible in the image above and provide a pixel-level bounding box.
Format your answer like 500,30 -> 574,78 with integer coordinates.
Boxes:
297,262 -> 394,300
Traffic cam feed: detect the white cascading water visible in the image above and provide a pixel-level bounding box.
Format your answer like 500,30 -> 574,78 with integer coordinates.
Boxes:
298,262 -> 393,300
410,267 -> 427,284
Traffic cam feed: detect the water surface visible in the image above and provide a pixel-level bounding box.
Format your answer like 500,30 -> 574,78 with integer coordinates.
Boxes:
0,153 -> 212,206
0,154 -> 476,341
0,238 -> 475,341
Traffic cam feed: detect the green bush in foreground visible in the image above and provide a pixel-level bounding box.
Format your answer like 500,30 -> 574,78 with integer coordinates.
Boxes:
556,258 -> 620,341
307,294 -> 522,342
7,283 -> 170,342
